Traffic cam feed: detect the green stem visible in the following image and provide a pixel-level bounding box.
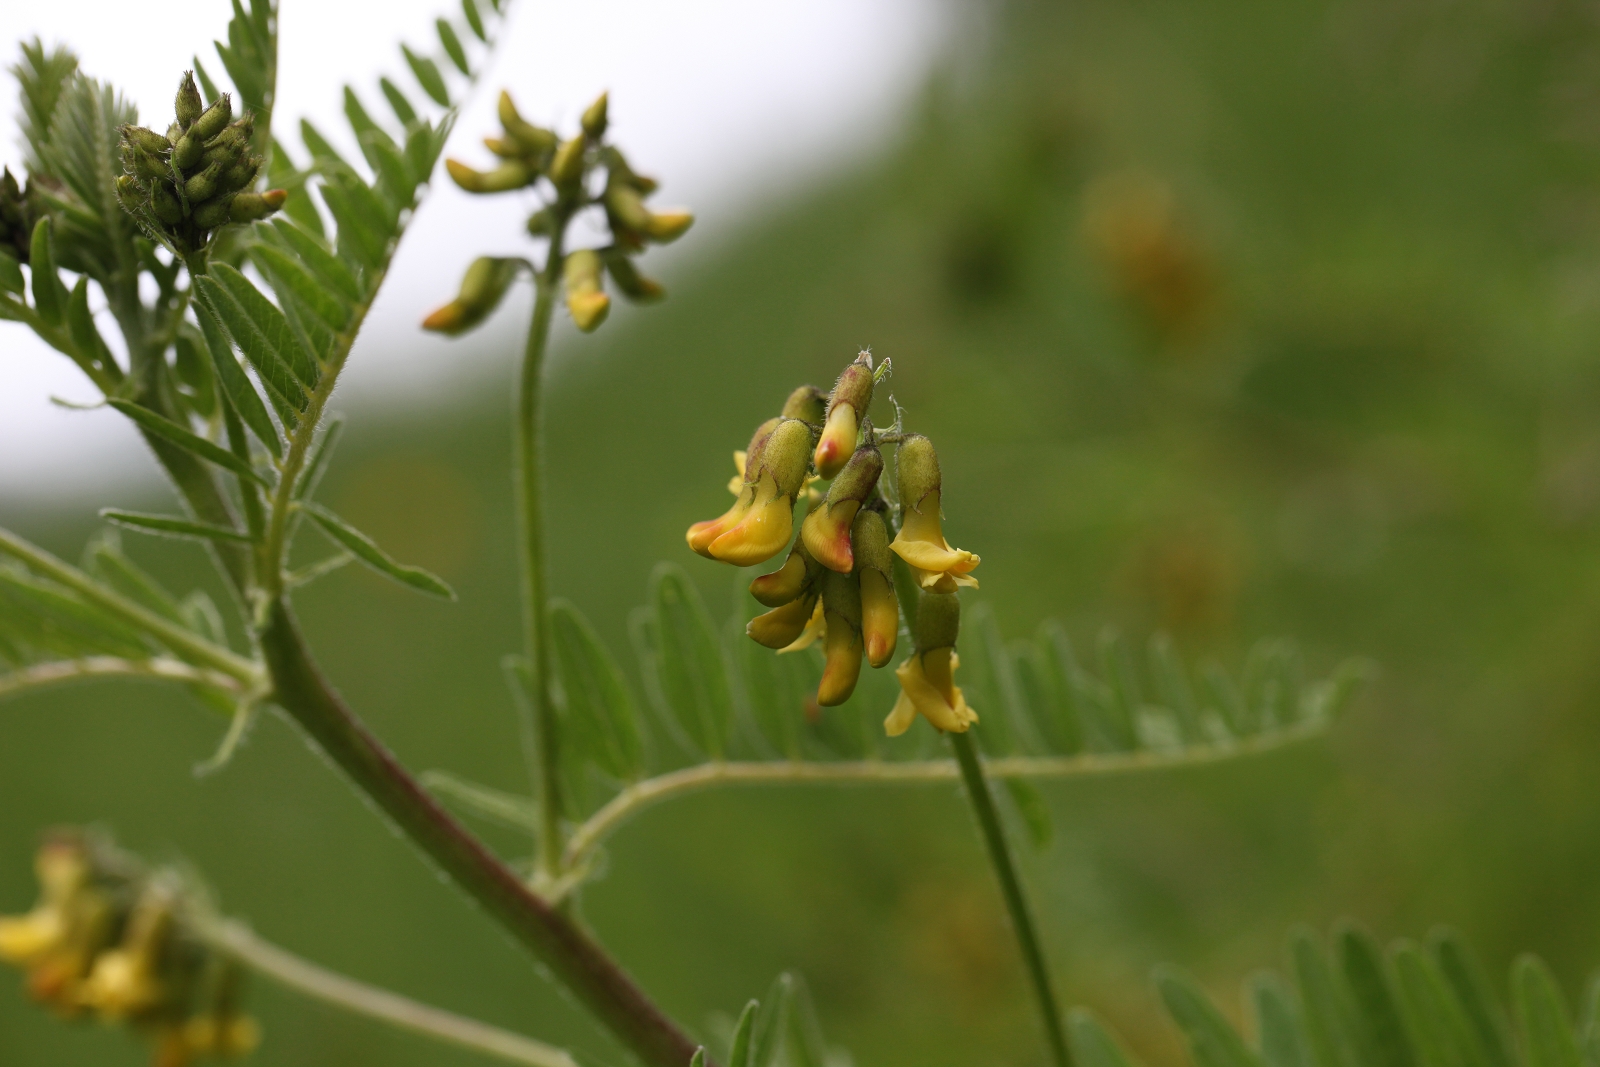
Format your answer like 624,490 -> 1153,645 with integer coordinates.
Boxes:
257,599 -> 704,1067
950,730 -> 1073,1067
518,225 -> 567,883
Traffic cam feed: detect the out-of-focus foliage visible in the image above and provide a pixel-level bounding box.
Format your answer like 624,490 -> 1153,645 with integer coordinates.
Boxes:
9,0 -> 1600,1064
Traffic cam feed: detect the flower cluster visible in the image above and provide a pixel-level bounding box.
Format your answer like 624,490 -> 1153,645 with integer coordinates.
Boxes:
424,90 -> 692,336
0,831 -> 258,1067
115,73 -> 285,255
686,352 -> 983,733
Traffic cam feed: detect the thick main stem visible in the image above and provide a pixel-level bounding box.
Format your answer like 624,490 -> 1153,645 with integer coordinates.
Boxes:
950,730 -> 1073,1067
518,232 -> 566,883
258,599 -> 703,1067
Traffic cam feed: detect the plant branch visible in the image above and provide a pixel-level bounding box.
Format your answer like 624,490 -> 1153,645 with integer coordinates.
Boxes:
518,223 -> 569,885
211,919 -> 579,1067
257,599 -> 706,1067
0,527 -> 262,685
559,719 -> 1328,879
950,729 -> 1072,1067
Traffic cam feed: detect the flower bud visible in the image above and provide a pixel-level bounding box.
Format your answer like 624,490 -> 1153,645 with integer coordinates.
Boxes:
219,158 -> 258,194
801,442 -> 882,572
563,249 -> 610,332
422,256 -> 520,335
122,125 -> 173,156
603,182 -> 694,245
151,180 -> 183,225
192,197 -> 232,228
1,168 -> 35,264
852,509 -> 898,668
705,418 -> 812,566
782,385 -> 827,425
228,188 -> 287,223
602,249 -> 665,302
483,136 -> 520,159
446,158 -> 534,193
815,357 -> 873,477
171,130 -> 204,171
747,591 -> 820,649
498,91 -> 557,155
550,135 -> 586,187
80,887 -> 173,1020
183,161 -> 222,202
643,209 -> 694,243
121,143 -> 170,182
113,175 -> 142,219
890,435 -> 980,594
526,208 -> 554,237
750,537 -> 818,607
728,417 -> 780,493
817,569 -> 863,706
174,72 -> 203,130
581,91 -> 609,140
191,95 -> 233,142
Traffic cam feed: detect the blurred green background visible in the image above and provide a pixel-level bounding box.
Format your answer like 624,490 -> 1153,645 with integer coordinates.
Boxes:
8,0 -> 1600,1063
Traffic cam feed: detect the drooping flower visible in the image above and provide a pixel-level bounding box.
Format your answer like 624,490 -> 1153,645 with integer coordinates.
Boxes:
816,569 -> 863,706
702,418 -> 813,567
889,434 -> 979,594
851,509 -> 899,669
800,441 -> 882,573
884,591 -> 978,736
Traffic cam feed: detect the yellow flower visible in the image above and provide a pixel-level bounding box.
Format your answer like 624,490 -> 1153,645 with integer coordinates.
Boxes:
813,402 -> 857,479
816,570 -> 863,706
884,647 -> 978,736
890,489 -> 979,594
779,599 -> 827,653
707,470 -> 795,566
747,593 -> 820,650
696,418 -> 812,567
80,946 -> 164,1019
0,908 -> 66,967
860,567 -> 898,669
800,443 -> 882,573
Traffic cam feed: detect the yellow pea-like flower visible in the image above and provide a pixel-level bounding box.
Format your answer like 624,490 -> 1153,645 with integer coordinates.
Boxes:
884,647 -> 978,736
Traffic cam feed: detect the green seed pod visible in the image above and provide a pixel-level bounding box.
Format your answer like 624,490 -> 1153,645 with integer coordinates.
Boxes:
151,180 -> 183,225
581,91 -> 609,140
191,95 -> 233,141
184,161 -> 223,202
603,181 -> 652,232
172,131 -> 204,171
192,196 -> 232,229
228,189 -> 286,223
781,385 -> 827,424
914,591 -> 960,653
122,126 -> 172,155
445,158 -> 533,193
895,434 -> 941,513
526,208 -> 554,237
829,357 -> 875,426
175,72 -> 203,129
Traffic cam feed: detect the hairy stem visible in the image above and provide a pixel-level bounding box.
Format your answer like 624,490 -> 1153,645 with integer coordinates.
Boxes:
257,599 -> 704,1067
950,730 -> 1072,1067
518,226 -> 567,883
212,920 -> 578,1067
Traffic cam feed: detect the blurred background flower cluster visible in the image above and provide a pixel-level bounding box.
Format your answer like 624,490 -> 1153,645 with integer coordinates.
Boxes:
7,0 -> 1600,1064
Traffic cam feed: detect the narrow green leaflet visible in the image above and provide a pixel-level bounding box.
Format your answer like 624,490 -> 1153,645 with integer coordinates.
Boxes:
402,44 -> 451,106
1515,957 -> 1582,1067
1014,637 -> 1082,755
0,569 -> 150,659
319,178 -> 391,270
293,416 -> 345,502
1098,629 -> 1143,750
206,264 -> 319,388
101,510 -> 253,544
421,770 -> 538,832
1580,976 -> 1600,1067
1251,973 -> 1312,1067
1155,965 -> 1263,1067
265,216 -> 362,304
66,277 -> 115,374
436,19 -> 470,74
1069,1008 -> 1144,1067
727,1000 -> 758,1067
29,218 -> 66,326
648,564 -> 734,757
0,250 -> 23,294
749,974 -> 794,1067
194,274 -> 306,421
461,0 -> 487,41
380,76 -> 418,125
248,243 -> 350,332
106,400 -> 269,486
784,975 -> 832,1067
196,304 -> 282,456
300,502 -> 455,600
1431,929 -> 1515,1067
1337,924 -> 1418,1067
86,534 -> 185,626
1150,633 -> 1202,744
1291,928 -> 1361,1067
549,599 -> 643,782
1392,940 -> 1479,1067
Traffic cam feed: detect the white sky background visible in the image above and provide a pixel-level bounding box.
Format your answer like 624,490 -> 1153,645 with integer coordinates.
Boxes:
0,0 -> 958,504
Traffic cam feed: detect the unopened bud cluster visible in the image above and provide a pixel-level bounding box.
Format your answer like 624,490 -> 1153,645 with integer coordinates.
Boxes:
424,89 -> 692,336
686,352 -> 983,735
0,830 -> 259,1067
115,73 -> 285,255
